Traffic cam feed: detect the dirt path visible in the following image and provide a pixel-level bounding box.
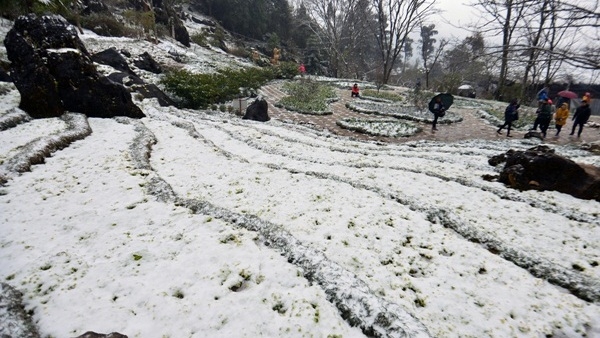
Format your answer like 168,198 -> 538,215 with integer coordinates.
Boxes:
260,82 -> 600,145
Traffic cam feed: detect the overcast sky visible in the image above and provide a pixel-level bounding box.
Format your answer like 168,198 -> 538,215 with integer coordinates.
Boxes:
433,0 -> 477,41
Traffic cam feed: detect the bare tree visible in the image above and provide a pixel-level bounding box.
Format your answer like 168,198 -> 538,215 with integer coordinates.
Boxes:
419,24 -> 447,89
472,0 -> 598,101
304,0 -> 373,78
371,0 -> 435,85
472,0 -> 529,99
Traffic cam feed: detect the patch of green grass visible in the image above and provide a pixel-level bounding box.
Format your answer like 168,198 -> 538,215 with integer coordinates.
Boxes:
362,89 -> 403,102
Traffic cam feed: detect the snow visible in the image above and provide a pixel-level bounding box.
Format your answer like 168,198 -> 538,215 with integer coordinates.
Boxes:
1,14 -> 600,338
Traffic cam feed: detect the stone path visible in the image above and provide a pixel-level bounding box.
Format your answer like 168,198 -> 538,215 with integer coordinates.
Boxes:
260,82 -> 600,145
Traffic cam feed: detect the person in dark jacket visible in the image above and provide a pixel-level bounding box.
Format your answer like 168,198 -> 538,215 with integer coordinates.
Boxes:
538,99 -> 553,138
497,98 -> 520,137
431,97 -> 446,131
570,99 -> 592,137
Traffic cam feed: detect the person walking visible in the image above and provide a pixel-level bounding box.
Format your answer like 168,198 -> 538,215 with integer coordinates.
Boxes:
553,102 -> 569,136
538,99 -> 553,138
497,99 -> 520,137
351,83 -> 360,98
570,98 -> 592,137
431,97 -> 446,131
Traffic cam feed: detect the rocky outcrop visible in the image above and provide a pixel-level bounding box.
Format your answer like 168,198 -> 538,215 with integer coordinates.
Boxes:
127,0 -> 190,47
92,49 -> 174,107
243,98 -> 270,122
490,145 -> 600,201
4,14 -> 145,119
152,0 -> 190,47
91,47 -> 134,74
133,52 -> 162,74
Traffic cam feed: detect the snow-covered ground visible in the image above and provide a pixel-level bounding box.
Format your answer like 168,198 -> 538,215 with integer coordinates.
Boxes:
1,15 -> 600,338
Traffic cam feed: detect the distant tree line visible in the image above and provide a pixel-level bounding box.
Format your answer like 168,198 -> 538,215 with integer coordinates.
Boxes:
1,0 -> 597,103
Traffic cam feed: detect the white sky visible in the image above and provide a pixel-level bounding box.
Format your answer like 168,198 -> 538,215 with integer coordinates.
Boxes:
1,16 -> 600,338
434,0 -> 476,40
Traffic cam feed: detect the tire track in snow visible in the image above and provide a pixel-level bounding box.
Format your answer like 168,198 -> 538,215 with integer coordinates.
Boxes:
182,113 -> 599,226
116,117 -> 433,338
0,113 -> 92,185
152,111 -> 600,304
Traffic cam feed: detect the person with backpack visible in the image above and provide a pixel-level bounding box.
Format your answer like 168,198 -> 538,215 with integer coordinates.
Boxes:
538,99 -> 553,138
570,98 -> 592,137
497,99 -> 520,137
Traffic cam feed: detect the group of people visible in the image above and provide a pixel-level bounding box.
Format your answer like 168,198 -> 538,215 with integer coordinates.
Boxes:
497,91 -> 593,139
344,83 -> 593,138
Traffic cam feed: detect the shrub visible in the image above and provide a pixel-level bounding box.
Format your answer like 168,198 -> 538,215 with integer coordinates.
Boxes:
160,67 -> 276,109
278,80 -> 336,113
275,61 -> 300,80
190,32 -> 209,47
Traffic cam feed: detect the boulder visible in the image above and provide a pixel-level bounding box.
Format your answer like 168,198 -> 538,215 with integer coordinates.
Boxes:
133,52 -> 162,74
3,14 -> 144,119
91,47 -> 134,74
491,145 -> 600,201
243,98 -> 270,122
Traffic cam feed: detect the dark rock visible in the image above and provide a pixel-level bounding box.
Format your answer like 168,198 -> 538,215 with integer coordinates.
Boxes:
581,141 -> 600,154
3,14 -> 144,119
107,72 -> 145,87
75,332 -> 128,338
106,72 -> 175,107
91,48 -> 134,74
152,0 -> 190,47
190,15 -> 216,27
134,52 -> 162,74
120,49 -> 132,58
493,145 -> 600,201
481,174 -> 498,182
131,83 -> 177,107
0,282 -> 41,338
0,60 -> 11,82
524,131 -> 544,140
243,98 -> 270,122
488,152 -> 508,166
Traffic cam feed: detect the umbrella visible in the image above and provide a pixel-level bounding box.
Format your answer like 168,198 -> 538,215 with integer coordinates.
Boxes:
557,90 -> 578,99
428,93 -> 454,113
457,84 -> 473,90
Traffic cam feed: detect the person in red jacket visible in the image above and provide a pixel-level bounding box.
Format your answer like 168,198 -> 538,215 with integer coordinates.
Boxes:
351,83 -> 360,97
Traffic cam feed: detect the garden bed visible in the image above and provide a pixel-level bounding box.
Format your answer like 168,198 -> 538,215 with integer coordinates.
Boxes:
336,117 -> 422,137
346,100 -> 463,124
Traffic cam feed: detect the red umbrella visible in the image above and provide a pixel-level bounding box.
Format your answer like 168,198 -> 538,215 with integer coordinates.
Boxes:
557,90 -> 578,99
